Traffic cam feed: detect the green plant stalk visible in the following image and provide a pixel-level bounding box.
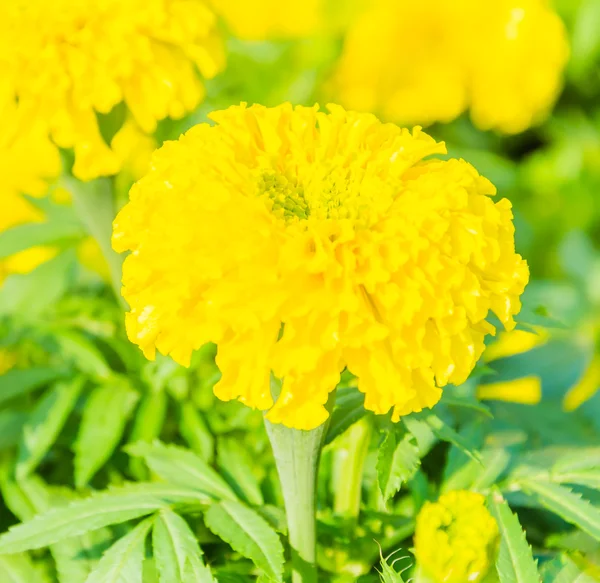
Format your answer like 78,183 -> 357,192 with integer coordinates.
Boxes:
332,416 -> 371,518
68,177 -> 124,303
264,399 -> 333,583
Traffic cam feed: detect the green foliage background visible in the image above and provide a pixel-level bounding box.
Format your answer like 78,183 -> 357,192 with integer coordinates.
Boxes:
1,1 -> 600,582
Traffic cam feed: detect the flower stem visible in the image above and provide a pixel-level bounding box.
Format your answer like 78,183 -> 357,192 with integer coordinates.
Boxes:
264,400 -> 333,583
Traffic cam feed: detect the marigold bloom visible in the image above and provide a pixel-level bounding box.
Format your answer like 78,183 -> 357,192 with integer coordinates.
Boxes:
333,0 -> 568,133
113,103 -> 528,430
3,0 -> 223,181
415,490 -> 499,583
0,99 -> 61,282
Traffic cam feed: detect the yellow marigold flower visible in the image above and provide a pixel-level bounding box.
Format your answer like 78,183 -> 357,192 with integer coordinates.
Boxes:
113,103 -> 528,430
0,97 -> 60,281
477,376 -> 542,405
3,0 -> 224,181
482,328 -> 548,363
563,355 -> 600,412
333,0 -> 568,133
414,490 -> 499,583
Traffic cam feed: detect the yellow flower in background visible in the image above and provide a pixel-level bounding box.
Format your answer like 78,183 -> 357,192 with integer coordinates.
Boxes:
477,328 -> 547,406
477,376 -> 542,405
469,0 -> 568,134
214,0 -> 360,40
415,490 -> 499,583
563,355 -> 600,412
3,0 -> 224,181
333,0 -> 470,128
0,350 -> 17,375
0,98 -> 61,283
333,0 -> 568,133
113,103 -> 528,430
482,328 -> 548,363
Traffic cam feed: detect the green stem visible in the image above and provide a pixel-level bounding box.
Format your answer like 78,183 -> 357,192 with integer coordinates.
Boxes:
68,177 -> 124,303
332,416 -> 371,518
264,401 -> 333,583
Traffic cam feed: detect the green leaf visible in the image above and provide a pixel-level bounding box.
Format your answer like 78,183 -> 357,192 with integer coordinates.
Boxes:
416,413 -> 482,463
217,437 -> 264,506
179,402 -> 214,463
487,490 -> 540,583
53,331 -> 112,380
0,483 -> 209,554
0,368 -> 65,406
540,554 -> 600,583
129,391 -> 168,446
85,517 -> 153,583
376,431 -> 420,503
0,251 -> 76,317
127,441 -> 236,501
325,388 -> 367,446
0,553 -> 47,583
518,480 -> 600,541
0,410 -> 27,450
18,475 -> 112,583
153,509 -> 215,583
16,377 -> 84,479
74,382 -> 140,487
204,500 -> 284,582
377,548 -> 408,582
0,220 -> 85,260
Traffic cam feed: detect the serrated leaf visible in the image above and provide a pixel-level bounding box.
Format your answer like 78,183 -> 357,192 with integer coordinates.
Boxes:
74,382 -> 139,487
519,480 -> 600,541
487,490 -> 540,583
0,483 -> 209,554
376,431 -> 420,503
18,475 -> 112,583
85,517 -> 153,583
179,402 -> 214,463
153,508 -> 215,583
378,548 -> 409,582
0,553 -> 44,583
417,413 -> 482,463
217,437 -> 264,506
16,377 -> 84,479
204,500 -> 284,582
0,368 -> 64,406
128,441 -> 236,501
325,388 -> 367,446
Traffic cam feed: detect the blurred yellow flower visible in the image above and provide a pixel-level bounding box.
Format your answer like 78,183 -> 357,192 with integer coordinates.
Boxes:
415,490 -> 499,583
477,376 -> 542,405
563,355 -> 600,412
482,328 -> 548,363
0,98 -> 60,281
333,0 -> 568,133
113,103 -> 528,430
3,0 -> 224,181
0,350 -> 17,375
